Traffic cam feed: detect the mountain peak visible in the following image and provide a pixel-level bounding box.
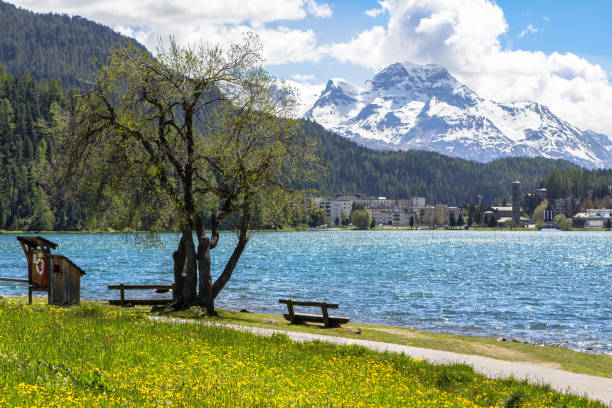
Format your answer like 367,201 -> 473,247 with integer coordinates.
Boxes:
305,62 -> 612,169
372,62 -> 452,86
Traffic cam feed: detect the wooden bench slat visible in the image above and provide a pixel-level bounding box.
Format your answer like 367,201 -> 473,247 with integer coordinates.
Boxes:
283,313 -> 350,325
279,298 -> 349,327
108,283 -> 175,307
278,299 -> 339,308
108,299 -> 172,306
108,284 -> 174,290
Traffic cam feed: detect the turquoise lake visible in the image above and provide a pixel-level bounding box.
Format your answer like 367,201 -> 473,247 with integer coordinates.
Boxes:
0,231 -> 610,354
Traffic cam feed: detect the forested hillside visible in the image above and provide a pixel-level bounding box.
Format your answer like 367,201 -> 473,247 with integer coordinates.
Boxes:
1,67 -> 610,231
299,120 -> 584,205
539,168 -> 612,203
0,0 -> 146,89
0,66 -> 78,230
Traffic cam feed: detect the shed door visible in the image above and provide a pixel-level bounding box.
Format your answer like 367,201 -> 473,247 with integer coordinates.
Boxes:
31,250 -> 48,288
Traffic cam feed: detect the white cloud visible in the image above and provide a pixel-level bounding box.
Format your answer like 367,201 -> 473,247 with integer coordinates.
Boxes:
292,73 -> 316,81
518,24 -> 539,39
10,0 -> 612,135
365,1 -> 391,18
543,16 -> 550,22
365,8 -> 385,18
305,0 -> 332,18
323,0 -> 612,135
10,0 -> 330,64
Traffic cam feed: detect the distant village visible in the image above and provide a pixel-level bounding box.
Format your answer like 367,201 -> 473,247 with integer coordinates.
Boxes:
310,181 -> 612,230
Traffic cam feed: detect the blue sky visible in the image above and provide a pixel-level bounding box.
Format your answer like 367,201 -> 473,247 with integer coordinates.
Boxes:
497,0 -> 612,67
10,0 -> 612,134
266,0 -> 612,85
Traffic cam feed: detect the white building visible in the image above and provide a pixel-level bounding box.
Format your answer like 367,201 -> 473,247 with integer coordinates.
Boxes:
315,195 -> 426,226
317,197 -> 353,225
572,209 -> 612,228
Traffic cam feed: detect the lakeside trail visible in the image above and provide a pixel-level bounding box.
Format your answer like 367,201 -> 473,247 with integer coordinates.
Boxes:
148,316 -> 612,406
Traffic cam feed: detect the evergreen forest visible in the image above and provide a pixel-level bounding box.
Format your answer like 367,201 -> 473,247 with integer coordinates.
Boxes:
0,0 -> 146,89
300,119 -> 606,205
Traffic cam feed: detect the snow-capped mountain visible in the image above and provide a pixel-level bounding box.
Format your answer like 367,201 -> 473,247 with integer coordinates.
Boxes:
305,62 -> 612,169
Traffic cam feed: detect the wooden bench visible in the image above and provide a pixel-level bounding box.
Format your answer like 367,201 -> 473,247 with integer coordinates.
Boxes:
108,283 -> 175,307
279,298 -> 350,328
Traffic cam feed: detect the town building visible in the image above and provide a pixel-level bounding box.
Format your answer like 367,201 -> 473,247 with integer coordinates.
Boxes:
316,196 -> 353,225
512,180 -> 520,224
489,206 -> 514,218
572,209 -> 612,228
553,196 -> 576,217
536,188 -> 547,201
314,195 -> 426,226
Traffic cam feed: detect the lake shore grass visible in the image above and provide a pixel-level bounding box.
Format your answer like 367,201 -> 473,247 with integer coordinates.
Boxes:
0,297 -> 606,407
160,305 -> 612,379
7,296 -> 612,379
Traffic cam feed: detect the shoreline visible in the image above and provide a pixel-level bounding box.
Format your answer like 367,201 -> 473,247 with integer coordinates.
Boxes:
2,227 -> 611,234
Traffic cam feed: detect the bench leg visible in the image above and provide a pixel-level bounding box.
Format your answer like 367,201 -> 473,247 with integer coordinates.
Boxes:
287,299 -> 296,324
28,287 -> 32,305
321,303 -> 331,327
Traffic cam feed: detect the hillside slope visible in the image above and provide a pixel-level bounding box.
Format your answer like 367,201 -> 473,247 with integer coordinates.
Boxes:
297,120 -> 581,204
0,0 -> 146,88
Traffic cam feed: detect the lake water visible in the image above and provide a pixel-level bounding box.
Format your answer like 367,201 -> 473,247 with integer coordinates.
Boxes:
0,231 -> 610,354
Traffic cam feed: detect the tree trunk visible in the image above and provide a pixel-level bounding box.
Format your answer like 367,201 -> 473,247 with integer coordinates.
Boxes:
172,224 -> 198,308
211,203 -> 251,298
194,206 -> 228,315
196,237 -> 215,314
182,227 -> 198,306
172,234 -> 186,305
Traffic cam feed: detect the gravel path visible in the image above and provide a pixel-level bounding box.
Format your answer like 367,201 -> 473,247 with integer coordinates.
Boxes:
148,316 -> 612,406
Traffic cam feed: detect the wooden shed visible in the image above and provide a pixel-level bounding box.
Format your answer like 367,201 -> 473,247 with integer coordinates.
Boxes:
15,236 -> 85,305
50,255 -> 85,305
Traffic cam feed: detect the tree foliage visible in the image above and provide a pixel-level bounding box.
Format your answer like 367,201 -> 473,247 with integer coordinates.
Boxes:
350,208 -> 372,230
533,199 -> 549,227
554,214 -> 572,231
0,66 -> 80,230
53,36 -> 318,312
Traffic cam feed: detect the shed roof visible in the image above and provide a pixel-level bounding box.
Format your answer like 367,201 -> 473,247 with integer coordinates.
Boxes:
16,236 -> 58,250
52,255 -> 86,275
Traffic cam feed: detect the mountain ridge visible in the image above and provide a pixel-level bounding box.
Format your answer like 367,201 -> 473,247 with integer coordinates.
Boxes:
305,62 -> 612,169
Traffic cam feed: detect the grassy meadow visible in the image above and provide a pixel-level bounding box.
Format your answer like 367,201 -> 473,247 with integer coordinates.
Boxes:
0,299 -> 606,407
168,308 -> 612,379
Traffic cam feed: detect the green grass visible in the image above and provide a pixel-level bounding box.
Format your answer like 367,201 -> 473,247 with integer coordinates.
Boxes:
162,306 -> 612,379
0,298 -> 606,407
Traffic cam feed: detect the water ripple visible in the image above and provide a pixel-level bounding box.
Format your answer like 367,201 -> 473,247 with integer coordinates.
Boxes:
0,230 -> 610,354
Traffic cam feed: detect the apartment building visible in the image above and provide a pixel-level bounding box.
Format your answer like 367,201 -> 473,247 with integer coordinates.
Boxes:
315,195 -> 425,226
